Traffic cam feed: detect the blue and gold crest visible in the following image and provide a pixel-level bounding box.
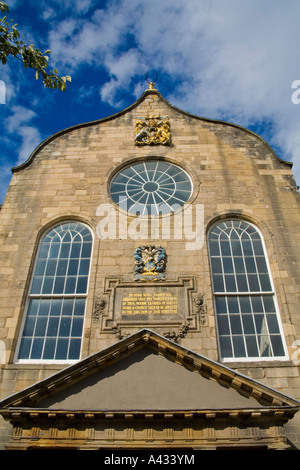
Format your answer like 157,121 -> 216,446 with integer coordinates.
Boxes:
134,245 -> 166,281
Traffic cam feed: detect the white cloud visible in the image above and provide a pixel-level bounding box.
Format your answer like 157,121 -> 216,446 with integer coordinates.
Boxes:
7,0 -> 300,185
125,0 -> 300,184
47,7 -> 131,71
5,105 -> 36,133
4,105 -> 42,165
0,61 -> 20,104
16,125 -> 42,165
100,78 -> 119,107
0,163 -> 13,204
100,49 -> 147,105
38,0 -> 96,19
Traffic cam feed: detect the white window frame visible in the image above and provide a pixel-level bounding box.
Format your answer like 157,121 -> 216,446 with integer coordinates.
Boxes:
208,219 -> 288,362
15,221 -> 93,364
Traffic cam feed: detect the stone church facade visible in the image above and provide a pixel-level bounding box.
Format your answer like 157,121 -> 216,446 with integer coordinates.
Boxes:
0,86 -> 299,450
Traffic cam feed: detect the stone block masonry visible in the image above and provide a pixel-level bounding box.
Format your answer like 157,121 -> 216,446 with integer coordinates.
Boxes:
0,89 -> 300,449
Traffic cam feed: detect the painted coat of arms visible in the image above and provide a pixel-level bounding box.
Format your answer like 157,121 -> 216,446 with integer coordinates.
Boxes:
135,116 -> 171,146
134,245 -> 167,281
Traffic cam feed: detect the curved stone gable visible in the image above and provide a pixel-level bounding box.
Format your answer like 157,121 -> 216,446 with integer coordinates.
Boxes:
12,89 -> 292,172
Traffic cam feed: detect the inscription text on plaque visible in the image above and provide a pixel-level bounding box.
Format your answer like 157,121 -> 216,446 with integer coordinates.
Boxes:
122,292 -> 178,316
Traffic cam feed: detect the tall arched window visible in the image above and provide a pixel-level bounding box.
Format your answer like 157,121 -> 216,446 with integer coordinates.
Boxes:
208,219 -> 287,361
17,222 -> 93,362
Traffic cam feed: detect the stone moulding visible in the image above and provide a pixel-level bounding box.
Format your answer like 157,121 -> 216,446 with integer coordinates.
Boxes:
98,276 -> 200,340
92,294 -> 107,326
1,407 -> 297,450
0,329 -> 299,450
2,406 -> 296,423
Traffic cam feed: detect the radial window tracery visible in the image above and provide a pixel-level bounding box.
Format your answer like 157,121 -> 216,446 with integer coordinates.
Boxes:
110,161 -> 193,215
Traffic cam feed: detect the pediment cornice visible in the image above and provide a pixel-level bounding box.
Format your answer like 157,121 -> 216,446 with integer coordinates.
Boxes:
1,329 -> 299,414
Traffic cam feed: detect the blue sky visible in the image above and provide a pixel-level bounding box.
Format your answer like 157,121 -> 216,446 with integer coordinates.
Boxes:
1,0 -> 300,203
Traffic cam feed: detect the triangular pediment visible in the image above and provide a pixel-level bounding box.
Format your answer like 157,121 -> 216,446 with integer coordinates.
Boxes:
0,330 -> 298,417
34,349 -> 262,411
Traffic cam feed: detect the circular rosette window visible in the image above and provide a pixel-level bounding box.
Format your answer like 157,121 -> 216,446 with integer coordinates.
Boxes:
109,160 -> 193,215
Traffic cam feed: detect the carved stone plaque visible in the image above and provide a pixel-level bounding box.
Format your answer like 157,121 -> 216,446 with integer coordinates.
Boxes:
99,276 -> 202,340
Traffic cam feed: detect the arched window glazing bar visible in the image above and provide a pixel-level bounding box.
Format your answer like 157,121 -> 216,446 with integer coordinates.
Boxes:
17,222 -> 93,362
208,219 -> 287,361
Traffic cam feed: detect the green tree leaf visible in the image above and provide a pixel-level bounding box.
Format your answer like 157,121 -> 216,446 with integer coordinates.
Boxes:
0,2 -> 71,91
